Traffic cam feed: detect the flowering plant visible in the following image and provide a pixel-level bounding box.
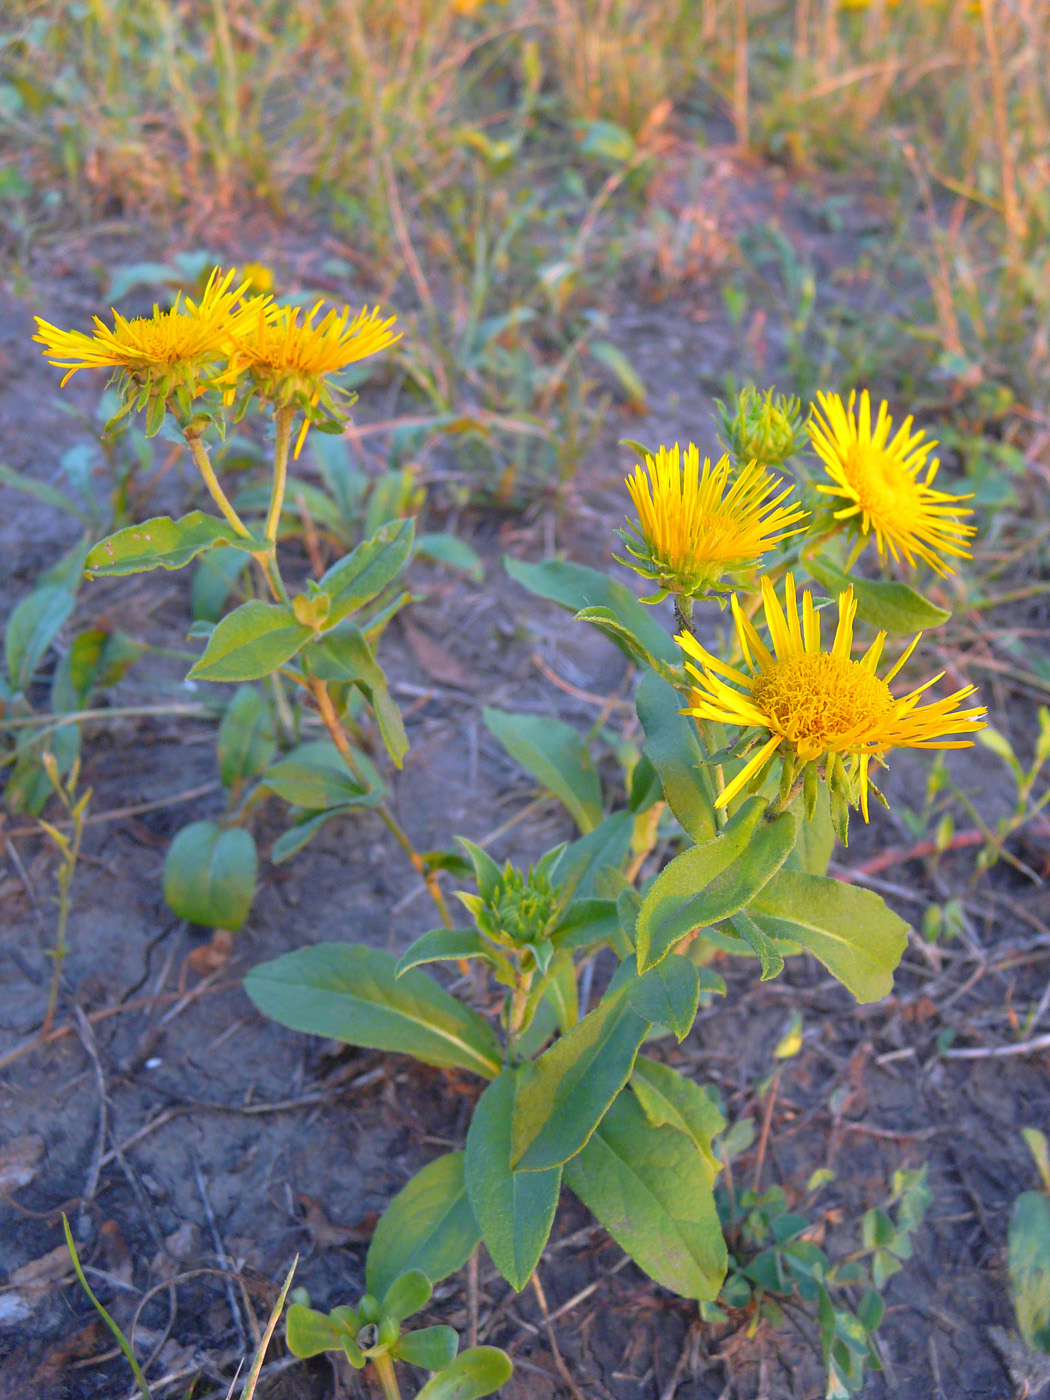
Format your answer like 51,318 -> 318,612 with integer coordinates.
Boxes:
37,272 -> 986,1398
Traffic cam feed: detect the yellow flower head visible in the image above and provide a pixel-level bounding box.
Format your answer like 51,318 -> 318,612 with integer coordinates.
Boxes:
679,573 -> 986,820
227,300 -> 400,456
622,444 -> 808,599
33,268 -> 262,390
808,390 -> 975,576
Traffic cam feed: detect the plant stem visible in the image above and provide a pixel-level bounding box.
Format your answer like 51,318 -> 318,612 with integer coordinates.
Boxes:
371,1351 -> 402,1400
306,673 -> 454,929
183,429 -> 252,538
265,405 -> 293,547
505,965 -> 534,1063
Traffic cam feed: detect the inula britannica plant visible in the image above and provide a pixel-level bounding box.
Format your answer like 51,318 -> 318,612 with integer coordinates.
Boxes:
37,277 -> 986,1399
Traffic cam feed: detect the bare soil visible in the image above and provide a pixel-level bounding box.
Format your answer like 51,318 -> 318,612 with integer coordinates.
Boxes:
2,149 -> 1049,1400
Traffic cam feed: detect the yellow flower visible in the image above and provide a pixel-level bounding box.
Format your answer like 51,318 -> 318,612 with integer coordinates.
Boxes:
679,573 -> 986,820
622,444 -> 808,599
807,390 -> 974,576
232,262 -> 275,295
33,268 -> 261,389
228,300 -> 400,456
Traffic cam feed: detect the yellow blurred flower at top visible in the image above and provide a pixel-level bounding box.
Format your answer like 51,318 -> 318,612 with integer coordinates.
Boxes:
232,262 -> 275,295
807,390 -> 974,576
622,444 -> 808,600
227,300 -> 400,455
33,268 -> 262,388
679,573 -> 985,819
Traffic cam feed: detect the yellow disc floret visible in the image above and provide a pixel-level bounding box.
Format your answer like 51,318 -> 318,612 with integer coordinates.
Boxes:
33,267 -> 264,390
621,443 -> 808,599
679,573 -> 986,819
807,389 -> 974,576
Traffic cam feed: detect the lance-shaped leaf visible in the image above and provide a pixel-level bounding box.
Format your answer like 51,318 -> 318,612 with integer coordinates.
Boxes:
511,989 -> 648,1172
5,586 -> 75,692
396,928 -> 494,978
466,1067 -> 562,1291
320,517 -> 414,624
244,944 -> 502,1078
635,798 -> 796,972
163,821 -> 257,931
304,625 -> 407,767
748,870 -> 908,1003
549,811 -> 633,902
728,909 -> 784,981
86,511 -> 261,577
261,743 -> 371,809
631,1057 -> 724,1175
1008,1191 -> 1050,1351
785,784 -> 836,876
611,954 -> 700,1042
189,600 -> 313,682
564,1087 -> 726,1300
636,669 -> 719,843
504,556 -> 678,664
365,1153 -> 480,1300
217,686 -> 277,787
413,1347 -> 513,1400
807,555 -> 950,633
574,606 -> 668,675
483,708 -> 602,833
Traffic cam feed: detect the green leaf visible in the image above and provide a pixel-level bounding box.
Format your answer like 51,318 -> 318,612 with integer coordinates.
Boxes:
636,670 -> 719,843
504,557 -> 677,664
5,586 -> 75,692
285,1304 -> 343,1358
550,812 -> 633,902
397,928 -> 493,977
398,1326 -> 459,1371
483,708 -> 602,833
262,742 -> 371,809
191,546 -> 249,622
728,909 -> 784,981
574,606 -> 667,675
320,517 -> 414,623
380,1269 -> 432,1322
589,340 -> 647,413
217,686 -> 276,786
413,1347 -> 513,1400
550,898 -> 620,951
163,821 -> 257,931
366,1153 -> 480,1300
785,783 -> 836,876
1009,1191 -> 1050,1351
564,1088 -> 726,1301
748,870 -> 908,1003
86,512 -> 259,577
635,798 -> 796,972
576,118 -> 635,164
304,625 -> 408,768
631,1058 -> 724,1175
465,1067 -> 562,1292
188,600 -> 313,682
807,556 -> 950,634
616,955 -> 700,1042
0,464 -> 89,524
417,532 -> 484,582
244,943 -> 502,1078
511,990 -> 648,1172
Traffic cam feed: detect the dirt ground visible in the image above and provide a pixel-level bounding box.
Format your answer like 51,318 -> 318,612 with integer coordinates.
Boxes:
2,149 -> 1050,1400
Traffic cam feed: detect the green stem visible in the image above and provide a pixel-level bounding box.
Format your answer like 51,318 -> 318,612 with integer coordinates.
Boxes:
505,965 -> 535,1063
306,672 -> 455,930
265,405 -> 294,547
371,1351 -> 402,1400
183,430 -> 251,539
